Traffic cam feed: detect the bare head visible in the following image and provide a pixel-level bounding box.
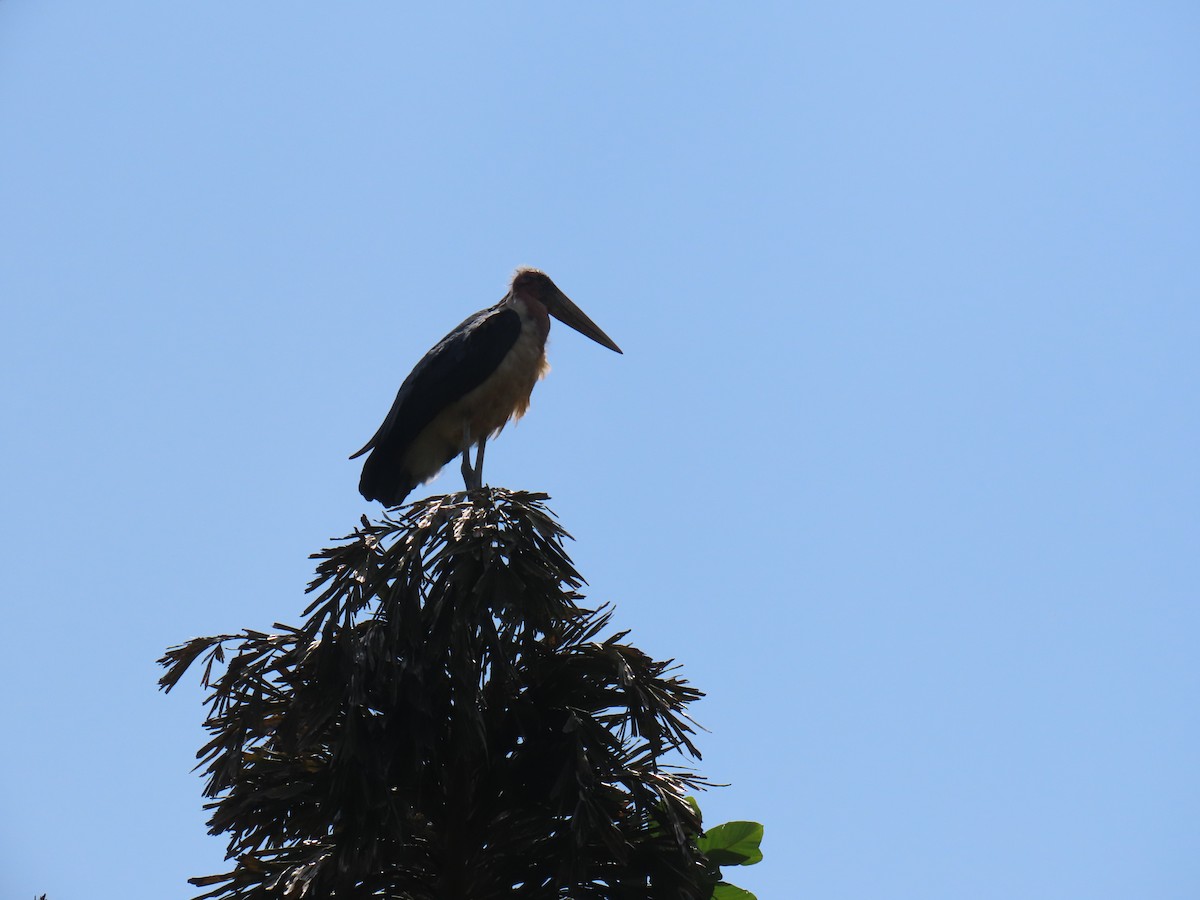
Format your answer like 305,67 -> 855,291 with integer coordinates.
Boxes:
510,267 -> 557,302
510,267 -> 622,354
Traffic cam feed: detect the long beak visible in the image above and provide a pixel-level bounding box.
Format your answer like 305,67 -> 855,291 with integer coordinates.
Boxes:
548,288 -> 623,354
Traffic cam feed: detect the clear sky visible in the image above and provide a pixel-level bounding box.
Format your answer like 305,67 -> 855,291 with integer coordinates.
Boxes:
2,3 -> 1197,898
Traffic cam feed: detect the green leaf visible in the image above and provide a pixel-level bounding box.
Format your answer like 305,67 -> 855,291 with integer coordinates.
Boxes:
712,882 -> 757,900
697,820 -> 764,866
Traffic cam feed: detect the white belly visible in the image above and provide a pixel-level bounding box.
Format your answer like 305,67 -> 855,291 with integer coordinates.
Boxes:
403,323 -> 549,483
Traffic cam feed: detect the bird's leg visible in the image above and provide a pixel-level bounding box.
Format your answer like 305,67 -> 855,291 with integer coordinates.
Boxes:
460,424 -> 477,491
460,448 -> 474,490
473,435 -> 488,488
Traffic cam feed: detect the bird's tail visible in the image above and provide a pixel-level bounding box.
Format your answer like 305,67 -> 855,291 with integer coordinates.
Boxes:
358,451 -> 417,507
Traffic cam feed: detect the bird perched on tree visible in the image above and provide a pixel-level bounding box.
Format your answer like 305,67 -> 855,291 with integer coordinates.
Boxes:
351,268 -> 622,506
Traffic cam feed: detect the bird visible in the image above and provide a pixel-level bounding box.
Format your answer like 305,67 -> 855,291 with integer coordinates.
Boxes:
351,267 -> 622,506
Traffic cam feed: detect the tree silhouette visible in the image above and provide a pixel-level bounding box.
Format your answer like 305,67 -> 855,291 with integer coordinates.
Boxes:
160,489 -> 753,899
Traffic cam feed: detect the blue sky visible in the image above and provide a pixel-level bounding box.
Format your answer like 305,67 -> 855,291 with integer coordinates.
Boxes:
2,3 -> 1197,897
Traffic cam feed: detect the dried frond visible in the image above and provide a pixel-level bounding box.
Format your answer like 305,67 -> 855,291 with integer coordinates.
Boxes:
163,489 -> 713,898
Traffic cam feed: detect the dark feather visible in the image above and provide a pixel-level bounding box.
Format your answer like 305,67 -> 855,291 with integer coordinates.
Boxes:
353,305 -> 522,506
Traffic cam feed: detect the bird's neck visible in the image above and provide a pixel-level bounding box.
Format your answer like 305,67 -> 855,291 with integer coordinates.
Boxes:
509,293 -> 551,343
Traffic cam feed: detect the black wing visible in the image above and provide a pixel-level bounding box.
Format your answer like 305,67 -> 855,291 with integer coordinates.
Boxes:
353,304 -> 521,504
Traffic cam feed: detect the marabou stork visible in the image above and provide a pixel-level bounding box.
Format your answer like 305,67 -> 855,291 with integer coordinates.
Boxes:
351,268 -> 622,506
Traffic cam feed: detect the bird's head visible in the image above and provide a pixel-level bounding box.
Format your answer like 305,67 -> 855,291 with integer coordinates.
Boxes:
510,268 -> 623,354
